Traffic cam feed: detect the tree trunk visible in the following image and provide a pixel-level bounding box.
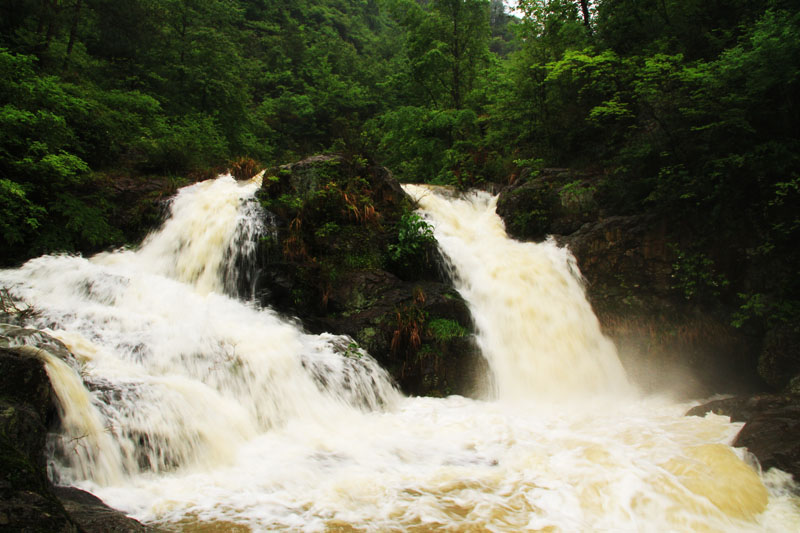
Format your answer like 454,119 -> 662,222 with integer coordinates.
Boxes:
43,0 -> 60,53
63,0 -> 82,70
579,0 -> 592,31
451,3 -> 462,109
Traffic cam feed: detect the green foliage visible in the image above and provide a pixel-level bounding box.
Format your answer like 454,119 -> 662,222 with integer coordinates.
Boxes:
732,293 -> 800,332
344,342 -> 365,359
368,106 -> 486,183
0,49 -> 123,261
0,0 -> 797,339
669,245 -> 729,302
388,212 -> 436,264
368,0 -> 496,183
315,222 -> 341,239
0,179 -> 45,245
558,180 -> 596,210
140,114 -> 229,174
396,0 -> 491,110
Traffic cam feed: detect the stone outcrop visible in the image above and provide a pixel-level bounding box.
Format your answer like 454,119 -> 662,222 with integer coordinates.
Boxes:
0,324 -> 157,533
495,168 -> 594,240
0,345 -> 79,533
255,154 -> 483,396
687,394 -> 800,480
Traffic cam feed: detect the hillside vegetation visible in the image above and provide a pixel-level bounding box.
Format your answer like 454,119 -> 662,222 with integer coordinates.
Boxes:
2,0 -> 798,354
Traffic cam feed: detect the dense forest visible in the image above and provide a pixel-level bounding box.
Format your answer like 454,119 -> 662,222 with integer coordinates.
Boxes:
1,0 -> 798,336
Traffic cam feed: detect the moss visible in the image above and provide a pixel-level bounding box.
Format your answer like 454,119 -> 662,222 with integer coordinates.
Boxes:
427,318 -> 468,342
342,251 -> 383,270
358,327 -> 377,344
416,343 -> 440,362
344,288 -> 377,312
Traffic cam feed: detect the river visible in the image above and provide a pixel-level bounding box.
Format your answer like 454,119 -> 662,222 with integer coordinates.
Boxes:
0,175 -> 797,531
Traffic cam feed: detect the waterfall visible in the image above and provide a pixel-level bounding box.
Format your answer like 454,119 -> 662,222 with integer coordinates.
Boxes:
0,173 -> 400,484
1,176 -> 798,532
403,185 -> 629,402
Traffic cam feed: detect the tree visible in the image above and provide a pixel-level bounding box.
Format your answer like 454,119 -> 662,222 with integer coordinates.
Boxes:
0,49 -> 122,262
393,0 -> 491,110
491,0 -> 589,161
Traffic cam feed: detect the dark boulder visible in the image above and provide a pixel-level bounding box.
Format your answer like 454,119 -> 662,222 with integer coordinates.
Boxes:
311,270 -> 481,396
101,174 -> 177,246
54,487 -> 155,533
496,168 -> 597,241
0,347 -> 79,533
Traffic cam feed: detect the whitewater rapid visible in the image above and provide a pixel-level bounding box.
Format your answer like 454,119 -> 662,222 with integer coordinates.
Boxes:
1,176 -> 798,532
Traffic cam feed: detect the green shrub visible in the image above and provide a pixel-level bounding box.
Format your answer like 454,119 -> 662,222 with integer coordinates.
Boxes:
388,212 -> 436,264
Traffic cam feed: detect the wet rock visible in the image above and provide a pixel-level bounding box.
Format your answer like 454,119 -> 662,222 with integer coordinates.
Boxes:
687,394 -> 800,480
0,324 -> 78,371
312,272 -> 480,396
558,215 -> 673,308
496,173 -> 560,240
0,487 -> 79,533
54,487 -> 157,533
0,347 -> 79,533
0,343 -> 53,422
553,216 -> 758,396
102,173 -> 177,246
495,168 -> 762,397
496,168 -> 597,241
0,345 -> 157,532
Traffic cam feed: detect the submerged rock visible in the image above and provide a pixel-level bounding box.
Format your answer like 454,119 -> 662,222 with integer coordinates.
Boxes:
687,394 -> 800,481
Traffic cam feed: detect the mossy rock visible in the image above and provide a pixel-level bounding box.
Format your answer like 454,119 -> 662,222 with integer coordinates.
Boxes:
253,154 -> 484,397
496,179 -> 558,240
497,168 -> 603,241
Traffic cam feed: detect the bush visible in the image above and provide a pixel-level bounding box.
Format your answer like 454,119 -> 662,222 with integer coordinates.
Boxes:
139,114 -> 230,174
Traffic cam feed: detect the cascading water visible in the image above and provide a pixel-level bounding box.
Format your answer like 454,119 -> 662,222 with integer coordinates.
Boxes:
0,174 -> 400,485
402,185 -> 629,403
1,177 -> 798,532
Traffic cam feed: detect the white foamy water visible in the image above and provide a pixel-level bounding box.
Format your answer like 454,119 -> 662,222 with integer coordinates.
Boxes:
1,177 -> 798,532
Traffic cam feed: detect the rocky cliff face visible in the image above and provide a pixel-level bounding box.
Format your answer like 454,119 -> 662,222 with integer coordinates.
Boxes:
496,168 -> 765,397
